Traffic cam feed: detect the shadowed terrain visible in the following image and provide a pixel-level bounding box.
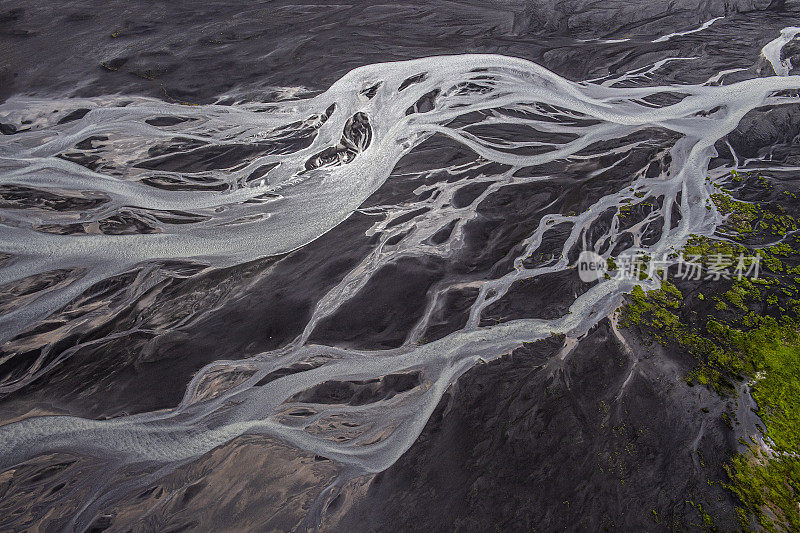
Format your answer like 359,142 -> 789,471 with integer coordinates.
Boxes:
0,1 -> 799,531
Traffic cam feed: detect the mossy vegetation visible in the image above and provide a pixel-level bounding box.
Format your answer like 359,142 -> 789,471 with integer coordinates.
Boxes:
619,171 -> 800,530
726,448 -> 800,531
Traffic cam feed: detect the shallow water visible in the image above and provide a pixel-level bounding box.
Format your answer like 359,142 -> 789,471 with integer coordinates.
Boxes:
1,2 -> 800,530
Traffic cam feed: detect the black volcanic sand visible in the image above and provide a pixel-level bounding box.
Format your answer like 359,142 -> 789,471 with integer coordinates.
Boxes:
0,211 -> 376,421
1,0 -> 800,531
0,326 -> 745,532
0,435 -> 341,532
326,323 -> 742,531
0,128 -> 668,421
0,0 -> 795,105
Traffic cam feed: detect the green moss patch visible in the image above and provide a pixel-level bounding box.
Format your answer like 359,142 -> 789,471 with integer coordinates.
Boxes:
619,171 -> 800,530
